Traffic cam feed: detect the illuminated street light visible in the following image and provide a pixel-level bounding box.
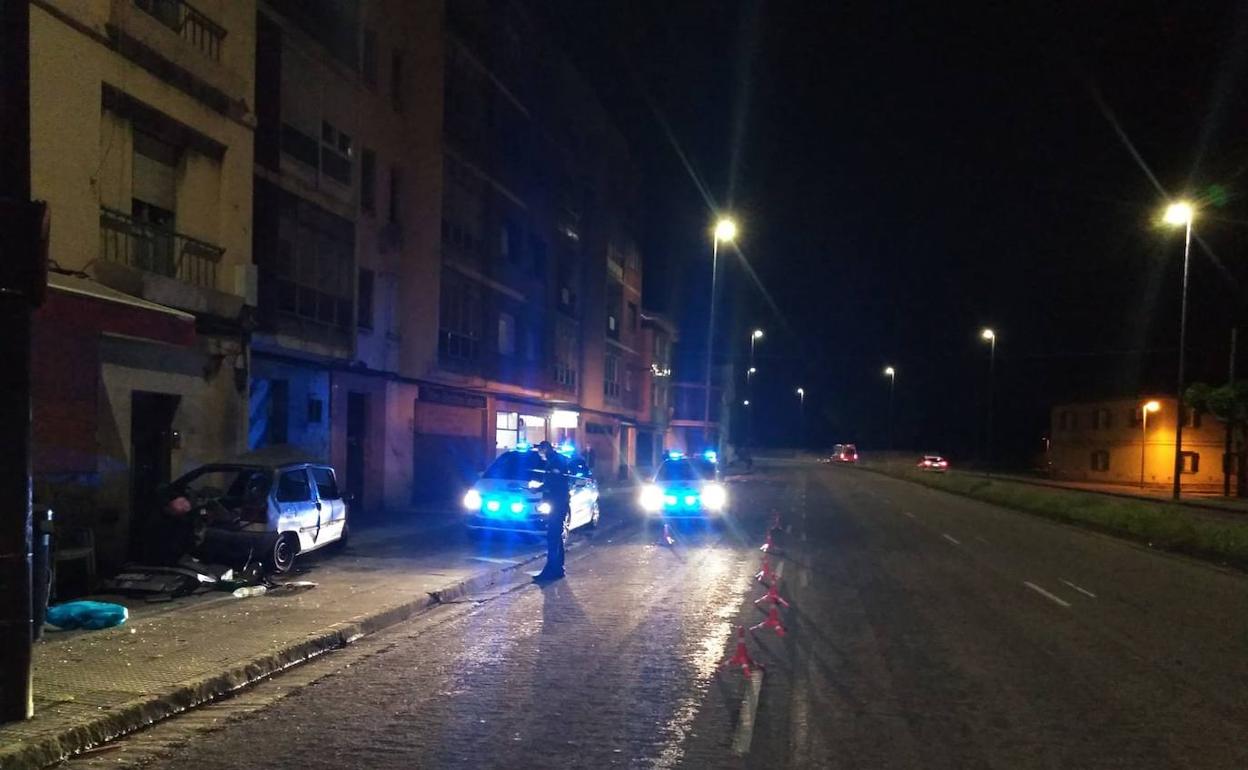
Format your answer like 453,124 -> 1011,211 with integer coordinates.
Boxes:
703,217 -> 739,453
796,387 -> 805,397
748,367 -> 757,375
981,328 -> 997,474
747,327 -> 763,450
884,366 -> 896,450
743,400 -> 750,406
752,329 -> 764,340
1140,400 -> 1162,488
1162,201 -> 1195,500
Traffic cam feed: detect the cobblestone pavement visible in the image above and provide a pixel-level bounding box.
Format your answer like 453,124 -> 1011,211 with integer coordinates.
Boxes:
58,462 -> 1248,769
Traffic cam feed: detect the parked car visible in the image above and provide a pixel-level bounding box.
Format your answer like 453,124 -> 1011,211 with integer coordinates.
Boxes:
161,446 -> 350,573
917,454 -> 950,472
462,444 -> 600,539
638,451 -> 730,519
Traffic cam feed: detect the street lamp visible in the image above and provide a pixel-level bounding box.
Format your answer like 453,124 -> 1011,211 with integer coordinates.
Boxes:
702,217 -> 738,451
743,399 -> 750,407
747,329 -> 763,450
1140,400 -> 1161,488
795,387 -> 806,446
981,328 -> 997,474
1162,201 -> 1195,500
883,366 -> 896,450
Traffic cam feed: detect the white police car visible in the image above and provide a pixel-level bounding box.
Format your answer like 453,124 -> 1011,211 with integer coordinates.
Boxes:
638,451 -> 729,519
462,443 -> 600,538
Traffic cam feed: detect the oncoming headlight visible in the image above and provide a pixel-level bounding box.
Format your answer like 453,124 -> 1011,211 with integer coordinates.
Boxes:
462,489 -> 482,510
639,484 -> 663,513
701,483 -> 728,511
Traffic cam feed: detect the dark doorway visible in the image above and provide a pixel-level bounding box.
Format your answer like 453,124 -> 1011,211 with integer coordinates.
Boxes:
129,391 -> 180,561
346,392 -> 368,512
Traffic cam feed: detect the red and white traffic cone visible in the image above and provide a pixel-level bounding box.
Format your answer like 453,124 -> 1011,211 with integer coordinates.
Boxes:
759,531 -> 780,554
769,511 -> 782,532
754,556 -> 777,584
754,579 -> 790,609
720,625 -> 762,677
750,605 -> 787,637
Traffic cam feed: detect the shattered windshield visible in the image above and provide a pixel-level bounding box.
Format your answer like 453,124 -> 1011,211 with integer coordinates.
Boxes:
175,466 -> 271,505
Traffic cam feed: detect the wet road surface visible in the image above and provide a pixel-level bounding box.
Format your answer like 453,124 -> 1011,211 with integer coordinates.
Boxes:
70,463 -> 1248,768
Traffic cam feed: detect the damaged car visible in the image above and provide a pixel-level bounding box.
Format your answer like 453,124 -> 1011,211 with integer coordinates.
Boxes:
154,447 -> 349,574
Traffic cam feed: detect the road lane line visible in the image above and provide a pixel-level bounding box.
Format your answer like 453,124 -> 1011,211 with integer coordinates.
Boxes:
1061,579 -> 1097,599
942,533 -> 961,546
902,511 -> 916,519
731,669 -> 765,755
975,535 -> 990,545
1023,581 -> 1071,608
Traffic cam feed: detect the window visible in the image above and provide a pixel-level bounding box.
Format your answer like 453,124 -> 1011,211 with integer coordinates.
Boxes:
1058,411 -> 1078,431
1128,408 -> 1143,427
265,181 -> 355,328
439,272 -> 480,363
319,121 -> 352,185
276,469 -> 313,503
501,221 -> 523,265
554,319 -> 577,391
604,353 -> 621,400
606,282 -> 622,339
307,396 -> 323,423
388,165 -> 402,225
498,312 -> 516,356
1183,407 -> 1202,429
496,411 -> 519,451
310,467 -> 341,500
361,29 -> 377,86
1092,408 -> 1113,430
390,50 -> 404,111
360,149 -> 376,213
529,234 -> 547,278
628,302 -> 639,332
1090,450 -> 1109,472
358,268 -> 374,329
1180,451 -> 1200,474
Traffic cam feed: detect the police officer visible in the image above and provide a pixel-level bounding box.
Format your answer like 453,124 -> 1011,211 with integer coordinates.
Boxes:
533,440 -> 570,581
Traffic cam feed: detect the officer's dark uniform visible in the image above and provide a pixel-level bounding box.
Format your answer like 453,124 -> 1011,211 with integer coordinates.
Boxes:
535,443 -> 570,580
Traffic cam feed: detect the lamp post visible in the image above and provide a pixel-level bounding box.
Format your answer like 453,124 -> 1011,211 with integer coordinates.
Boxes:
1163,201 -> 1195,500
883,366 -> 896,450
981,328 -> 996,473
748,329 -> 762,450
703,217 -> 737,451
796,387 -> 805,447
1140,400 -> 1161,488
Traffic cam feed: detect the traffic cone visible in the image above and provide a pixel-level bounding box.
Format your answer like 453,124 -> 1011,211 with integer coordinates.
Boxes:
754,556 -> 777,584
759,531 -> 780,554
754,579 -> 790,609
750,605 -> 787,637
769,511 -> 782,532
720,625 -> 762,677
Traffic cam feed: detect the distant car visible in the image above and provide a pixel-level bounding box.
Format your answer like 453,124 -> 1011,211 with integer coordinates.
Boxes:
833,444 -> 858,464
166,446 -> 349,573
918,455 -> 949,472
638,452 -> 729,519
462,445 -> 600,540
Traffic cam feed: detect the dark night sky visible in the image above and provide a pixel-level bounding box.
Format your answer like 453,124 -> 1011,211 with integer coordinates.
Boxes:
544,1 -> 1248,462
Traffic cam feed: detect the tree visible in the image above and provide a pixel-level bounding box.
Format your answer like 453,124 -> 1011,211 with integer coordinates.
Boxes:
1185,381 -> 1248,497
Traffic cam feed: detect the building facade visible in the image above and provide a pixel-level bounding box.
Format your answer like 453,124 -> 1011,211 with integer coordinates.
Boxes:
30,0 -> 257,567
1049,396 -> 1228,490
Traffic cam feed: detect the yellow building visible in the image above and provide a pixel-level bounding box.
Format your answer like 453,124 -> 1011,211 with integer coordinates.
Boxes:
1050,396 -> 1228,490
30,0 -> 256,566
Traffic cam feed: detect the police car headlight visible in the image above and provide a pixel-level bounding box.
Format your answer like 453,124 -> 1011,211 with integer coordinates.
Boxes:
462,489 -> 482,510
701,483 -> 728,511
639,484 -> 663,513
537,501 -> 553,514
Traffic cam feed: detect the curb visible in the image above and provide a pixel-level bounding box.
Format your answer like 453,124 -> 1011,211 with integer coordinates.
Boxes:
0,519 -> 626,770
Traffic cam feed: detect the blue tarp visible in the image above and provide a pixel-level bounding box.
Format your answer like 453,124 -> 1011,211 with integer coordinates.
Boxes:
46,601 -> 128,630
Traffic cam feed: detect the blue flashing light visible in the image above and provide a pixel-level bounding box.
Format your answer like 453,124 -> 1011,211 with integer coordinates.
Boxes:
703,450 -> 718,463
557,441 -> 575,456
665,450 -> 685,460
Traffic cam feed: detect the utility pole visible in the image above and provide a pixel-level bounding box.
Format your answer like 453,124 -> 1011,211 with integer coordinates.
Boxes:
0,0 -> 38,722
1225,327 -> 1237,497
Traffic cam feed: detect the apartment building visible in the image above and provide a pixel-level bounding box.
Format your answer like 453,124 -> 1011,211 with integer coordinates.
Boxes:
1050,396 -> 1227,490
636,311 -> 678,472
29,0 -> 256,566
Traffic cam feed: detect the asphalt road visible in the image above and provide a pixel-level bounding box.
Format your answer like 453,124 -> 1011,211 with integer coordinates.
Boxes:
70,463 -> 1248,769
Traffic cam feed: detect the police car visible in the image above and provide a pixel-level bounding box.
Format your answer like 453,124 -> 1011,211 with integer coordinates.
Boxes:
462,443 -> 600,538
638,451 -> 729,518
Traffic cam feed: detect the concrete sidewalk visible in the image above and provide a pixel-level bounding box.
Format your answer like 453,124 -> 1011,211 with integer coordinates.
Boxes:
0,507 -> 605,769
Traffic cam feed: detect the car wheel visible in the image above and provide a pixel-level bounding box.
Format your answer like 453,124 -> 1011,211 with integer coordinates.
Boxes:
270,533 -> 298,574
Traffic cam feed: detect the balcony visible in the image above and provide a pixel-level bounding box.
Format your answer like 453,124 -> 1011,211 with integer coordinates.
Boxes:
97,207 -> 248,320
133,0 -> 225,62
100,207 -> 222,289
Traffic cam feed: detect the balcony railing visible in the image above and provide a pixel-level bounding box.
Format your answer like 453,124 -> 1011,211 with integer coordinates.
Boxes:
100,207 -> 223,290
133,0 -> 226,62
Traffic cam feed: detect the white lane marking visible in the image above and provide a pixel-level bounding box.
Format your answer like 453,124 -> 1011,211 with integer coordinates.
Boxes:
469,556 -> 521,565
1061,579 -> 1097,599
731,669 -> 765,755
942,534 -> 961,546
1023,581 -> 1071,608
902,511 -> 916,519
975,535 -> 990,545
